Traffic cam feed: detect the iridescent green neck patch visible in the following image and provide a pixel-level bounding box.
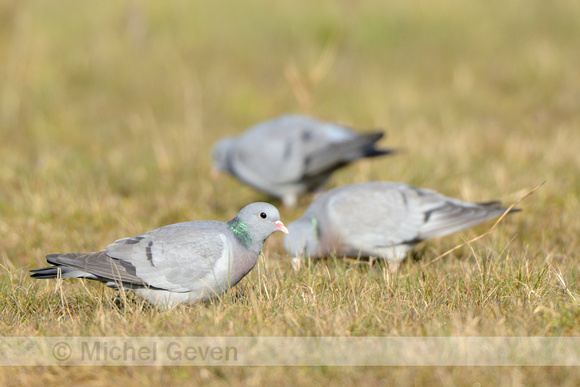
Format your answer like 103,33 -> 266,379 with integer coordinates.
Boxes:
228,218 -> 252,248
310,216 -> 320,242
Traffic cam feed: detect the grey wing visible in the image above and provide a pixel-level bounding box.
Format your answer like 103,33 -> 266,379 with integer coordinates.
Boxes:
324,184 -> 426,248
233,128 -> 305,184
324,182 -> 512,249
232,115 -> 357,184
31,251 -> 147,285
416,198 -> 509,240
231,115 -> 336,183
304,132 -> 389,177
106,222 -> 232,293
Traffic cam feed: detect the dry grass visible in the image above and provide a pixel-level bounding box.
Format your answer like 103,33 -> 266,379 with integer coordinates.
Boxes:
1,0 -> 580,384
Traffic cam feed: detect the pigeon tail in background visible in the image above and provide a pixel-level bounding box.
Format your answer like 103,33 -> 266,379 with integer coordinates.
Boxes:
304,132 -> 394,177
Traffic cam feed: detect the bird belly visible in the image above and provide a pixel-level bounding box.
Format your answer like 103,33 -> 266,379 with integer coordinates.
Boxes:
341,244 -> 411,264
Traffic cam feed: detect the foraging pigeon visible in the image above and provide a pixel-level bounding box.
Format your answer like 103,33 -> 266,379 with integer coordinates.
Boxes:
284,182 -> 519,271
31,202 -> 289,307
212,114 -> 395,207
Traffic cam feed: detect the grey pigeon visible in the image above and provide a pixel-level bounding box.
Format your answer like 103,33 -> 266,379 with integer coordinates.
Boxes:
31,202 -> 288,307
212,114 -> 395,207
284,182 -> 519,271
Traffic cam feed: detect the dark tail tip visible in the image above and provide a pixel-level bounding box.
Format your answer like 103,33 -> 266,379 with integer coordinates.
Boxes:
363,148 -> 397,158
30,266 -> 61,279
477,201 -> 522,214
365,131 -> 385,142
366,145 -> 400,156
360,131 -> 399,158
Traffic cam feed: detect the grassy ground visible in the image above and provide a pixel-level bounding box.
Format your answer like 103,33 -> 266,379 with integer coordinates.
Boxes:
1,0 -> 579,384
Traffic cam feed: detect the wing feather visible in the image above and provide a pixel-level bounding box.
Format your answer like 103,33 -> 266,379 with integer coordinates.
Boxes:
106,221 -> 232,293
39,251 -> 147,285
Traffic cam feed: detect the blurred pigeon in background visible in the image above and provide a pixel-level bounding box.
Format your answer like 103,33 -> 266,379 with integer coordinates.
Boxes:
212,114 -> 395,207
31,202 -> 288,308
285,182 -> 519,272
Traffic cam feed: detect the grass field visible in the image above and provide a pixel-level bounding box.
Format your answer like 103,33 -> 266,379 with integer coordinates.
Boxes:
1,0 -> 580,384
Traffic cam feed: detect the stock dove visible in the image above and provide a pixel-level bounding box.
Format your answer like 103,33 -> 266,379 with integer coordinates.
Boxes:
285,182 -> 519,271
31,202 -> 289,307
212,114 -> 395,207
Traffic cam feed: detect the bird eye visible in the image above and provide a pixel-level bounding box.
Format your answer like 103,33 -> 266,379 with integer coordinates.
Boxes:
260,212 -> 267,219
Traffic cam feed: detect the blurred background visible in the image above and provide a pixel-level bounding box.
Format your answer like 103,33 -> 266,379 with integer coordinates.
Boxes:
1,0 -> 580,383
1,0 -> 579,271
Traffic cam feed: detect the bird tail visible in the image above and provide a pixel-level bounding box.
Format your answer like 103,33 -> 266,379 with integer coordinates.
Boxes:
418,200 -> 521,240
475,200 -> 521,214
30,253 -> 95,279
356,132 -> 396,159
305,131 -> 395,176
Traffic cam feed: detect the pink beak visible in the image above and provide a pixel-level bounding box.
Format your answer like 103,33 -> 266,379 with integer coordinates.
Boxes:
273,220 -> 289,234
